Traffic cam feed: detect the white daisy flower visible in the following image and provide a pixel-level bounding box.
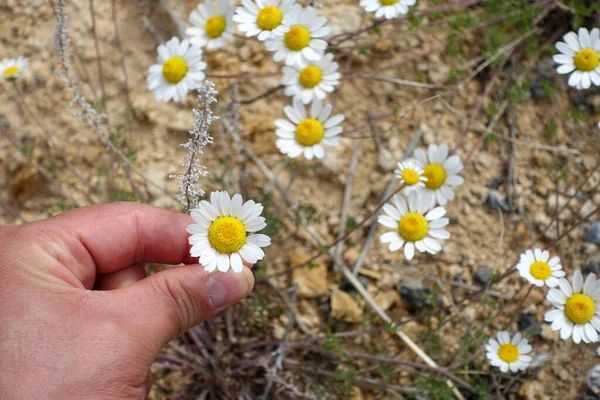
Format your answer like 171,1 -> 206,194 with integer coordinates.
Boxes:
264,6 -> 329,65
553,27 -> 600,90
486,331 -> 532,373
1,56 -> 28,80
187,191 -> 271,273
409,144 -> 464,208
378,191 -> 450,261
186,0 -> 234,50
280,52 -> 341,104
545,270 -> 600,344
360,0 -> 416,20
275,97 -> 344,160
516,248 -> 565,288
394,160 -> 427,195
147,37 -> 206,103
233,0 -> 299,41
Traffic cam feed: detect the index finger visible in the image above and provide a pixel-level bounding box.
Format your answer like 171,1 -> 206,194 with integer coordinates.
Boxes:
31,202 -> 197,286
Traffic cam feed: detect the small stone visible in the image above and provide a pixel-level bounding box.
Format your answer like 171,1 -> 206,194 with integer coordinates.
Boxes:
530,76 -> 554,100
584,260 -> 600,275
399,280 -> 439,312
374,39 -> 393,53
373,290 -> 400,312
587,364 -> 600,395
473,265 -> 492,285
517,310 -> 538,333
331,291 -> 363,323
587,222 -> 600,244
377,148 -> 397,171
339,275 -> 369,294
541,324 -> 559,342
581,200 -> 596,219
558,369 -> 569,381
291,250 -> 328,299
488,175 -> 504,190
519,380 -> 546,400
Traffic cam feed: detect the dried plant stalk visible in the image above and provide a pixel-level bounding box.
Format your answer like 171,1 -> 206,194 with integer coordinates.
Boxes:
170,82 -> 218,212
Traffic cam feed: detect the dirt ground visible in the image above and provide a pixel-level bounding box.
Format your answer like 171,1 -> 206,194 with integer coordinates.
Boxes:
2,0 -> 600,398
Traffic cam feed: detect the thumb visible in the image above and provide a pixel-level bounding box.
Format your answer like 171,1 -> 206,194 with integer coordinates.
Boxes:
108,264 -> 254,350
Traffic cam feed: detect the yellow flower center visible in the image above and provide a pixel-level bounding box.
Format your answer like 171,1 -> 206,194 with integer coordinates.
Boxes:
299,66 -> 322,89
497,343 -> 519,363
256,6 -> 282,31
3,66 -> 19,77
285,26 -> 311,51
529,261 -> 552,280
424,164 -> 446,190
565,293 -> 595,324
574,49 -> 600,72
402,169 -> 420,185
398,213 -> 428,242
380,0 -> 399,5
208,216 -> 247,254
162,57 -> 188,84
295,119 -> 324,146
205,15 -> 227,39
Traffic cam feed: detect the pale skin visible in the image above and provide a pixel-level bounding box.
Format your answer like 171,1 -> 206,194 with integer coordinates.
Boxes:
0,202 -> 255,399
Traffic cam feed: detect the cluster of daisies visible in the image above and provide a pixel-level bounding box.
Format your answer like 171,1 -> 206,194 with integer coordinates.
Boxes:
487,251 -> 600,374
148,0 -> 421,160
378,143 -> 463,261
374,143 -> 599,373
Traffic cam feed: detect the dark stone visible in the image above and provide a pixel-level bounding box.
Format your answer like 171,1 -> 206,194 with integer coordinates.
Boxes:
584,260 -> 600,276
586,364 -> 600,397
488,176 -> 504,190
339,275 -> 369,294
453,273 -> 466,284
517,311 -> 540,336
473,265 -> 493,285
530,76 -> 553,100
586,222 -> 600,244
485,190 -> 511,212
399,280 -> 440,312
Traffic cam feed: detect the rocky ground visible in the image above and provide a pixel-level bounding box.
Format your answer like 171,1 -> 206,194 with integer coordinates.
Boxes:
2,0 -> 600,398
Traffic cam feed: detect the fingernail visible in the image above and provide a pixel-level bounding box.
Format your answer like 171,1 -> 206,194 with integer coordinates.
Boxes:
206,270 -> 250,309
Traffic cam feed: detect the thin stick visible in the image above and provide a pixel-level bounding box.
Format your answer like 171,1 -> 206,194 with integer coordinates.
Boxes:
335,141 -> 361,261
110,0 -> 133,125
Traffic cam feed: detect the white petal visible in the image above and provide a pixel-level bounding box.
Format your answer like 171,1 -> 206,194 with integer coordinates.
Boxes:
404,242 -> 415,260
217,253 -> 230,272
230,252 -> 244,273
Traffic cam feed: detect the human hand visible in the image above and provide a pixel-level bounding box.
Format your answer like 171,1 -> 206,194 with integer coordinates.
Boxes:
0,202 -> 254,399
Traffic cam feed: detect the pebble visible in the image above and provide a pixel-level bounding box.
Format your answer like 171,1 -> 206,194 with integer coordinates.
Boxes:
399,279 -> 439,312
339,275 -> 369,294
473,265 -> 493,285
584,260 -> 600,275
587,364 -> 600,395
330,291 -> 363,324
587,222 -> 600,244
517,310 -> 539,334
530,76 -> 553,100
541,324 -> 559,342
581,200 -> 596,219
